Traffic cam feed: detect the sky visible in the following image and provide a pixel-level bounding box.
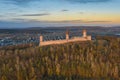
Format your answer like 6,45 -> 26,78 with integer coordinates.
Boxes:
0,0 -> 120,28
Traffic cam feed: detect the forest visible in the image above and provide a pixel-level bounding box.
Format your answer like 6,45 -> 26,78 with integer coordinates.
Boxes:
0,36 -> 119,80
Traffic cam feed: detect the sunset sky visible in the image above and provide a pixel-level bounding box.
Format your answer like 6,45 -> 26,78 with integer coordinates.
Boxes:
0,0 -> 120,28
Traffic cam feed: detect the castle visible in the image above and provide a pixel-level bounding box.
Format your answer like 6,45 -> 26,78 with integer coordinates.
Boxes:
39,30 -> 91,46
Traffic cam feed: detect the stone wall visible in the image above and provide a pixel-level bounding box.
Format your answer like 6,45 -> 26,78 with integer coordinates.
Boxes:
39,30 -> 91,46
39,36 -> 91,46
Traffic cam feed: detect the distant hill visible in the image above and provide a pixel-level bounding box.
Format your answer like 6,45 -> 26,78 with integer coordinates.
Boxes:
0,28 -> 48,34
0,26 -> 120,36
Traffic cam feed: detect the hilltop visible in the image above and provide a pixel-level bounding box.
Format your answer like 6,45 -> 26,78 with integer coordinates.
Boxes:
0,36 -> 119,80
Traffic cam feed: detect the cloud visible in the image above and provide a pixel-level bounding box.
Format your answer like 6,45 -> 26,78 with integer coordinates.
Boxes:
0,0 -> 41,7
85,21 -> 111,23
65,0 -> 111,3
1,0 -> 40,6
0,19 -> 113,28
61,9 -> 69,12
21,13 -> 50,16
2,0 -> 111,6
45,20 -> 111,23
0,15 -> 3,17
0,0 -> 112,8
79,12 -> 84,14
3,18 -> 111,24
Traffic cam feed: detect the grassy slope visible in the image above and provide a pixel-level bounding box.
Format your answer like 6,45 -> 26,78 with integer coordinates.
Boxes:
0,36 -> 120,80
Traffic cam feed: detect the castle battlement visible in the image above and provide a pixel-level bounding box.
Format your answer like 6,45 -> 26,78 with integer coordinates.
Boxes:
39,30 -> 91,46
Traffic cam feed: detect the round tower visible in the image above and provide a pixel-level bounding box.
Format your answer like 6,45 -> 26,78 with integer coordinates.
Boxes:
83,29 -> 87,37
40,35 -> 43,42
39,35 -> 43,46
66,30 -> 69,40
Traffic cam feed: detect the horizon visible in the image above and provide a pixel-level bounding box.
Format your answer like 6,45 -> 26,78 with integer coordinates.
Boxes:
0,0 -> 120,28
0,25 -> 120,29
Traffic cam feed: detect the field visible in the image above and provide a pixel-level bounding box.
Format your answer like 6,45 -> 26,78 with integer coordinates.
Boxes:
0,36 -> 119,80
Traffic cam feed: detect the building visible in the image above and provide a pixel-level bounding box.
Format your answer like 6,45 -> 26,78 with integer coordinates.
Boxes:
39,30 -> 91,46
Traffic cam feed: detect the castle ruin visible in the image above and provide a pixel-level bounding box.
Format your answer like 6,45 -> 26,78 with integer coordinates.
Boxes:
39,30 -> 91,46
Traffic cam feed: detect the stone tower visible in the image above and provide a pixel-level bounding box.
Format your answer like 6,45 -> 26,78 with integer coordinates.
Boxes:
40,35 -> 43,42
83,30 -> 87,37
66,30 -> 69,40
39,35 -> 43,46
